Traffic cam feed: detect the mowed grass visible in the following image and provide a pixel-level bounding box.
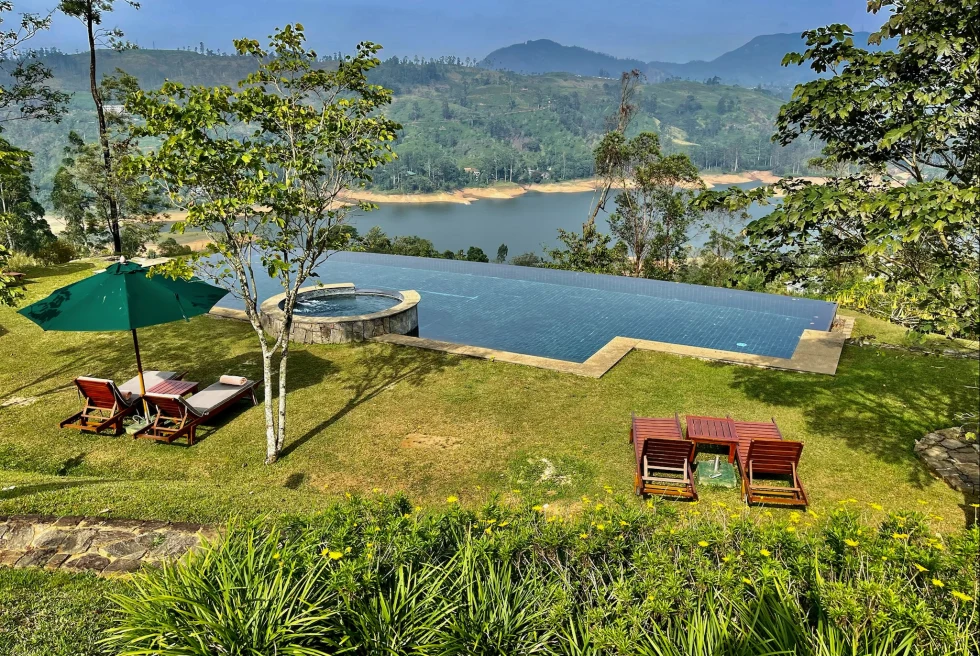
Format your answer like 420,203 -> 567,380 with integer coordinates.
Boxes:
0,263 -> 977,528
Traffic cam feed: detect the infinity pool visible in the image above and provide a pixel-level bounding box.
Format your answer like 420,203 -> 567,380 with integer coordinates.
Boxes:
216,252 -> 837,363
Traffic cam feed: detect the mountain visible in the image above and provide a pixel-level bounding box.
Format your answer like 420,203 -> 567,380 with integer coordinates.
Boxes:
478,39 -> 663,80
3,50 -> 824,200
481,32 -> 890,87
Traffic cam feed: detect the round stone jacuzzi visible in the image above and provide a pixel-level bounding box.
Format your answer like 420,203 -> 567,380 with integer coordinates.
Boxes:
260,283 -> 419,344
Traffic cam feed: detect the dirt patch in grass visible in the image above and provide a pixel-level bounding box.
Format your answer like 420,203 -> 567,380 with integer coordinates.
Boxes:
400,433 -> 462,449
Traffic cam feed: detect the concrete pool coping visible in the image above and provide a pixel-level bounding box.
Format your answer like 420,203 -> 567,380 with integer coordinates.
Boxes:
373,316 -> 854,377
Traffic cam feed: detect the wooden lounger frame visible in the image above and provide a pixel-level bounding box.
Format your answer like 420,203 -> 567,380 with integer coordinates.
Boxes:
733,419 -> 808,507
136,381 -> 257,446
634,436 -> 697,501
60,378 -> 136,435
629,411 -> 683,443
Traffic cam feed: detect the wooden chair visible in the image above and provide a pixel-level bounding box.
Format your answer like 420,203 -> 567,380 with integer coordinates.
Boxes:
60,372 -> 181,435
634,437 -> 698,500
136,379 -> 257,446
630,412 -> 683,443
733,421 -> 807,507
60,377 -> 138,435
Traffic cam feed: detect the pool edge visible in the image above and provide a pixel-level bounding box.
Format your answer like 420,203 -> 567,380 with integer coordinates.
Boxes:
373,317 -> 854,378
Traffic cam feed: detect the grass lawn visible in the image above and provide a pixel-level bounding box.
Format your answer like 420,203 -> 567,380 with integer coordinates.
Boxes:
1,262 -> 977,529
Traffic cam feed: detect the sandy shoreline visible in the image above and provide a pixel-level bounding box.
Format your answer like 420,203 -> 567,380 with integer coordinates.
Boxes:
344,170 -> 825,206
44,170 -> 826,237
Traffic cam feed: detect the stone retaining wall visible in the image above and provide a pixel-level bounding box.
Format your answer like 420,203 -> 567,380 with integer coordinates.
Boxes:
915,428 -> 979,495
0,515 -> 213,576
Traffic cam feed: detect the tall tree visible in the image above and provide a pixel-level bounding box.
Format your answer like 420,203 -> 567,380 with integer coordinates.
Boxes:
58,0 -> 139,254
604,132 -> 704,278
0,139 -> 51,253
53,73 -> 160,257
129,25 -> 399,464
0,2 -> 70,129
699,0 -> 979,336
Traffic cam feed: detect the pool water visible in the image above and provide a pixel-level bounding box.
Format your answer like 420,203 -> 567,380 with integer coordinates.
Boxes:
294,292 -> 400,317
217,252 -> 837,363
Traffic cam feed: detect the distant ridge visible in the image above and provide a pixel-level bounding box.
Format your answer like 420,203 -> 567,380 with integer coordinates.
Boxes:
480,32 -> 891,87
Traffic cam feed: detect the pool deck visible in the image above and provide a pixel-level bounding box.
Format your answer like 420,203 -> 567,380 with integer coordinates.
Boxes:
373,316 -> 854,377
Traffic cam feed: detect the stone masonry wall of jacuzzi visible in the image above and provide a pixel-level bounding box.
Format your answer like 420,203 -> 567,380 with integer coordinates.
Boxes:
259,283 -> 420,344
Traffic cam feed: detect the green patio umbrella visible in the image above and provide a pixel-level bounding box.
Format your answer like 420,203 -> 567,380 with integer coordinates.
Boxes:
18,258 -> 229,412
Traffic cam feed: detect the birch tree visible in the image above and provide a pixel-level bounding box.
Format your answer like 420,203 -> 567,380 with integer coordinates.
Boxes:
128,24 -> 399,463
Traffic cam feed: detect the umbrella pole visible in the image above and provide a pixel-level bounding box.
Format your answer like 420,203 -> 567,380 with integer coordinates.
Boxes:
132,329 -> 149,418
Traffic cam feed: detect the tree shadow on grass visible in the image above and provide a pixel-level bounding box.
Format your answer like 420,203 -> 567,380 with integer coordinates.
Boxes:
279,344 -> 461,460
0,478 -> 108,501
722,346 -> 979,491
19,263 -> 94,281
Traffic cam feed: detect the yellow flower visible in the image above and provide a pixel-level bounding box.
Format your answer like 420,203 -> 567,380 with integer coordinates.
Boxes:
367,542 -> 374,548
345,546 -> 352,553
594,503 -> 604,511
742,577 -> 753,585
645,499 -> 653,508
581,495 -> 591,503
484,527 -> 492,535
844,539 -> 859,547
547,516 -> 557,523
499,521 -> 510,527
402,513 -> 411,519
414,506 -> 422,512
646,594 -> 654,601
932,543 -> 946,551
932,579 -> 944,588
691,511 -> 701,516
917,499 -> 927,505
532,505 -> 543,512
763,511 -> 773,517
722,556 -> 732,563
596,523 -> 606,531
952,591 -> 973,602
759,548 -> 771,557
579,533 -> 589,539
892,533 -> 909,540
869,503 -> 883,511
970,503 -> 980,509
789,513 -> 801,524
272,552 -> 280,560
446,496 -> 458,504
512,489 -> 521,494
698,541 -> 710,547
372,487 -> 381,493
914,563 -> 928,572
807,510 -> 819,519
345,492 -> 352,500
321,549 -> 329,557
328,551 -> 343,560
620,520 -> 628,526
366,552 -> 373,560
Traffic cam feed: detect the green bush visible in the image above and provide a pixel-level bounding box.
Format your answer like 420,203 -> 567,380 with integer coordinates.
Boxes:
35,239 -> 78,265
106,495 -> 979,655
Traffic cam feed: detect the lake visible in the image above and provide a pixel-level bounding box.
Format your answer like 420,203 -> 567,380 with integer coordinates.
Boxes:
347,184 -> 770,258
164,183 -> 771,258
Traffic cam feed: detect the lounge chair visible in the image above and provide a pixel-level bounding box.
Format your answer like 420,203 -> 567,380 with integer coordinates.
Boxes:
732,419 -> 807,507
60,371 -> 180,435
634,436 -> 698,500
629,412 -> 683,443
136,377 -> 258,446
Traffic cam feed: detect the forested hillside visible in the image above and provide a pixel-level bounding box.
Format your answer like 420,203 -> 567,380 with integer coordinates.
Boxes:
3,49 -> 824,198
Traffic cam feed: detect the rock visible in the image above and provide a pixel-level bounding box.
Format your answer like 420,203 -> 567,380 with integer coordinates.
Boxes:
0,549 -> 24,566
146,532 -> 199,559
0,524 -> 35,550
60,529 -> 98,554
88,529 -> 138,548
917,427 -> 980,494
941,439 -> 966,450
45,553 -> 71,569
33,529 -> 68,550
63,553 -> 110,572
135,521 -> 169,534
53,516 -> 84,527
103,558 -> 142,574
102,534 -> 155,559
14,548 -> 56,568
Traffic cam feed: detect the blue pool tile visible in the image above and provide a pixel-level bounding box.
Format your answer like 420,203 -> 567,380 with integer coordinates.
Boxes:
216,252 -> 838,364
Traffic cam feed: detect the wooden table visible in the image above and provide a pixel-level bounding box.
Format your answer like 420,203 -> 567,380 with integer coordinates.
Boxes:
685,415 -> 739,463
147,379 -> 199,397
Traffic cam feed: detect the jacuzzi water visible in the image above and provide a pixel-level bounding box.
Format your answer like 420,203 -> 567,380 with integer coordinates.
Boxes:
293,292 -> 399,317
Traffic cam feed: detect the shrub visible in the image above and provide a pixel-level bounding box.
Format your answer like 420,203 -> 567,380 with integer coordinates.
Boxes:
35,240 -> 77,265
156,237 -> 193,257
106,495 -> 979,655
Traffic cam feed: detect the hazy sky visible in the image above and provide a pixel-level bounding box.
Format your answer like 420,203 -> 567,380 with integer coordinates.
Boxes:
18,0 -> 875,62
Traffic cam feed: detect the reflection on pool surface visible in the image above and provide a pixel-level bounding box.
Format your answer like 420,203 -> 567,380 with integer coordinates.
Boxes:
216,252 -> 838,363
294,291 -> 400,317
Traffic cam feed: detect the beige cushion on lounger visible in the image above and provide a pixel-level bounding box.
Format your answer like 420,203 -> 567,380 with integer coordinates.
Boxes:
118,371 -> 179,397
184,380 -> 254,416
